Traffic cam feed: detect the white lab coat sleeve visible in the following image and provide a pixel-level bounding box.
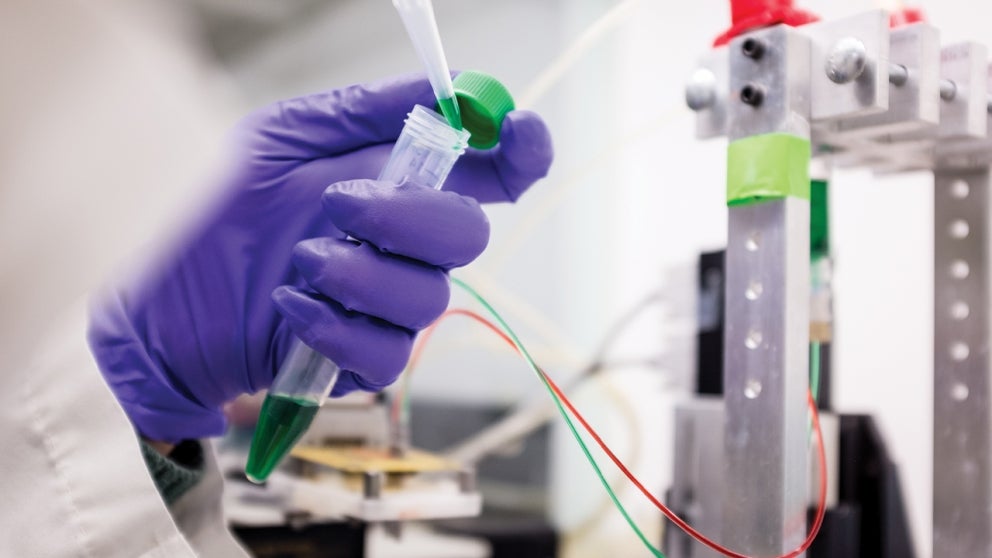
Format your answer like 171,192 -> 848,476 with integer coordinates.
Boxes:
0,302 -> 247,558
170,442 -> 250,558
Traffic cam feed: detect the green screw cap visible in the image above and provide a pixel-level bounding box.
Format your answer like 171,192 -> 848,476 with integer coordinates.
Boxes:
448,71 -> 515,149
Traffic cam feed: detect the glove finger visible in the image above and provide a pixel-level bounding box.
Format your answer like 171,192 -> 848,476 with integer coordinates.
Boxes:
272,286 -> 413,385
322,180 -> 490,269
292,237 -> 449,330
282,144 -> 395,193
444,110 -> 553,203
330,370 -> 395,397
237,73 -> 435,161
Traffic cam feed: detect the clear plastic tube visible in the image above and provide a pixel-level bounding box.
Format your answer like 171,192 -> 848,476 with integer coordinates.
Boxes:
245,105 -> 470,483
378,105 -> 470,187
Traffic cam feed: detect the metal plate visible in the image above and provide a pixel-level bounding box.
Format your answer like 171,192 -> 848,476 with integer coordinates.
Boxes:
804,10 -> 890,122
695,13 -> 992,175
938,42 -> 988,139
827,23 -> 940,140
809,412 -> 839,510
728,25 -> 811,140
666,399 -> 841,558
933,168 -> 992,557
667,399 -> 725,558
826,135 -> 935,174
937,64 -> 992,169
723,199 -> 810,555
844,42 -> 989,172
815,39 -> 992,173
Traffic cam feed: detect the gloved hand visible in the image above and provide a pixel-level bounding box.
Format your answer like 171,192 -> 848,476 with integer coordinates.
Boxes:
88,74 -> 553,443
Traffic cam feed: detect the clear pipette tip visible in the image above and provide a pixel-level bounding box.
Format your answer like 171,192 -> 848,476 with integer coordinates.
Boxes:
392,0 -> 462,129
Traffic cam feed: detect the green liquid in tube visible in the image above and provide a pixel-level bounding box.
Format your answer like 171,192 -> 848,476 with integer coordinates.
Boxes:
245,394 -> 320,483
437,96 -> 462,130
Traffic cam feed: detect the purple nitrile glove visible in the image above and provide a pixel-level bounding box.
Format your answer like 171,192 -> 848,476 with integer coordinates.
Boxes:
88,73 -> 553,443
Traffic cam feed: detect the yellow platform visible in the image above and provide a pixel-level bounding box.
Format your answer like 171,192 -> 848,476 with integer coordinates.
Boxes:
291,445 -> 461,474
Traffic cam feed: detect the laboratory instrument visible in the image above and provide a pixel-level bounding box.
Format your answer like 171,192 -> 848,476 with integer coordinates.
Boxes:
673,1 -> 992,556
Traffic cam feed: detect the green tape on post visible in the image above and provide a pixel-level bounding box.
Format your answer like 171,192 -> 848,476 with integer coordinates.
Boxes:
727,133 -> 811,206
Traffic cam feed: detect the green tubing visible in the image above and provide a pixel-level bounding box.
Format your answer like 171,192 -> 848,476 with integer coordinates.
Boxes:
727,133 -> 811,206
451,277 -> 666,558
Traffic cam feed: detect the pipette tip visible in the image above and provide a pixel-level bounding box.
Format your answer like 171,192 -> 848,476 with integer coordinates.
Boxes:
437,96 -> 463,130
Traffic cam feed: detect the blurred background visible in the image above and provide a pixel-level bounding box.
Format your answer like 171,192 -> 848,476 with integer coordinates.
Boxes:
7,0 -> 992,556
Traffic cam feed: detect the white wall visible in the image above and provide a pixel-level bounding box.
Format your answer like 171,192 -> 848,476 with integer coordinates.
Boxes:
222,1 -> 992,556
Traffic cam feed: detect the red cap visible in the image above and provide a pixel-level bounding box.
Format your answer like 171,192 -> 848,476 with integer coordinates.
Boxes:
890,7 -> 926,28
714,0 -> 819,47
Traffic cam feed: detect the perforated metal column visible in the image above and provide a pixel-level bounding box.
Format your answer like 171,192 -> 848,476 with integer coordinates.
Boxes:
933,168 -> 992,558
722,24 -> 811,556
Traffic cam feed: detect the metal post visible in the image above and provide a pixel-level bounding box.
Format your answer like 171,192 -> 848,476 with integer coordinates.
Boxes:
723,25 -> 811,555
724,200 -> 810,554
933,167 -> 992,557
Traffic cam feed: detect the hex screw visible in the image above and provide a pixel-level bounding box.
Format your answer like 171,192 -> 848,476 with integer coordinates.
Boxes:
741,38 -> 765,60
740,84 -> 764,107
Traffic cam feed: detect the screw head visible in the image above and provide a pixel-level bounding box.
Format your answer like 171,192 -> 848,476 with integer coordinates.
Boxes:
740,84 -> 764,107
825,37 -> 868,84
741,38 -> 765,60
686,68 -> 717,111
940,79 -> 958,101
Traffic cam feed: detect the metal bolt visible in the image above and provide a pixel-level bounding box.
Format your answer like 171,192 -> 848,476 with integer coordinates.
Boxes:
389,424 -> 410,458
741,38 -> 765,60
888,63 -> 909,87
458,467 -> 477,493
363,471 -> 384,499
940,79 -> 957,101
685,68 -> 717,111
825,37 -> 867,84
740,84 -> 764,107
